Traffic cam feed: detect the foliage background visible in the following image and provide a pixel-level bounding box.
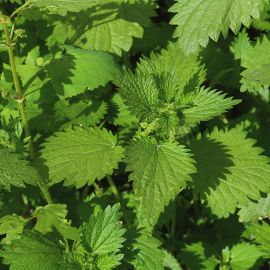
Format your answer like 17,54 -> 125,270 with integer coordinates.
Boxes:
0,0 -> 270,269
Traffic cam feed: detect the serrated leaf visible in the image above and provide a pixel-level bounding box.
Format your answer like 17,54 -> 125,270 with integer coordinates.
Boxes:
239,37 -> 270,92
229,243 -> 262,270
117,44 -> 205,124
33,204 -> 79,241
117,44 -> 237,137
97,253 -> 124,270
42,127 -> 124,188
2,231 -> 81,270
0,214 -> 27,244
47,0 -> 156,55
163,250 -> 182,270
180,242 -> 217,270
81,204 -> 126,255
178,87 -> 240,129
109,93 -> 138,126
190,127 -> 270,217
230,31 -> 251,60
169,0 -> 269,55
47,47 -> 120,98
238,195 -> 270,222
253,5 -> 270,31
0,148 -> 38,190
126,137 -> 196,228
245,222 -> 270,258
132,234 -> 164,270
76,0 -> 156,55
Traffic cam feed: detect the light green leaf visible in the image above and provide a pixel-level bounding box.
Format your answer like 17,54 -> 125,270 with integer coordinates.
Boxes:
0,148 -> 38,190
190,127 -> 270,217
126,137 -> 196,228
132,234 -> 164,270
178,87 -> 240,129
117,44 -> 205,123
117,44 -> 237,137
47,0 -> 156,55
170,0 -> 268,55
245,222 -> 270,258
97,253 -> 124,270
76,0 -> 156,55
33,204 -> 79,240
239,37 -> 270,92
81,204 -> 126,255
229,243 -> 262,270
42,127 -> 124,188
238,195 -> 270,222
230,31 -> 251,60
2,231 -> 81,270
31,0 -> 104,15
0,214 -> 27,244
47,47 -> 120,98
109,93 -> 138,126
0,43 -> 8,52
163,250 -> 182,270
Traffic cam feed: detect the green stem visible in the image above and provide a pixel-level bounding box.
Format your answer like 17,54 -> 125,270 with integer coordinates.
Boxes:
1,16 -> 53,205
106,175 -> 119,199
10,0 -> 32,18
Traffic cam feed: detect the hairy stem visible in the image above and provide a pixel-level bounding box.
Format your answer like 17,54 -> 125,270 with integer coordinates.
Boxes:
1,16 -> 53,204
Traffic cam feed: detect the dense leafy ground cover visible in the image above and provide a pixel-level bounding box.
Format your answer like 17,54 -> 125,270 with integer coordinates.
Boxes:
0,0 -> 270,269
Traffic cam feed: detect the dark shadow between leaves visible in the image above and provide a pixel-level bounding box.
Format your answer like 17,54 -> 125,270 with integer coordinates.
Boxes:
46,54 -> 76,97
189,138 -> 234,197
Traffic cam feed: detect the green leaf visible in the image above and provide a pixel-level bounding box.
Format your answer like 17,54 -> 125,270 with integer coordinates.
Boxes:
81,204 -> 126,255
31,0 -> 104,15
180,242 -> 217,270
132,234 -> 164,270
0,214 -> 27,244
47,0 -> 156,55
0,43 -> 8,52
169,0 -> 268,55
47,47 -> 120,98
229,243 -> 262,270
178,87 -> 240,129
55,98 -> 107,128
0,148 -> 38,190
42,127 -> 124,188
163,250 -> 182,270
97,253 -> 124,270
230,31 -> 251,60
33,204 -> 79,240
117,44 -> 205,124
136,43 -> 206,92
117,44 -> 238,137
109,93 -> 138,126
126,137 -> 196,228
75,0 -> 156,55
253,5 -> 270,31
245,222 -> 270,258
239,37 -> 270,92
190,127 -> 270,217
238,195 -> 270,222
2,231 -> 81,270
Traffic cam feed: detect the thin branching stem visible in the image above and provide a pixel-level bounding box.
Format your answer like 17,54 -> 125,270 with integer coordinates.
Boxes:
1,15 -> 53,204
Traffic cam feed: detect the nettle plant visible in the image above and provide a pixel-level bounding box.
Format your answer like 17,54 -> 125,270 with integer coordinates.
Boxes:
0,0 -> 270,269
